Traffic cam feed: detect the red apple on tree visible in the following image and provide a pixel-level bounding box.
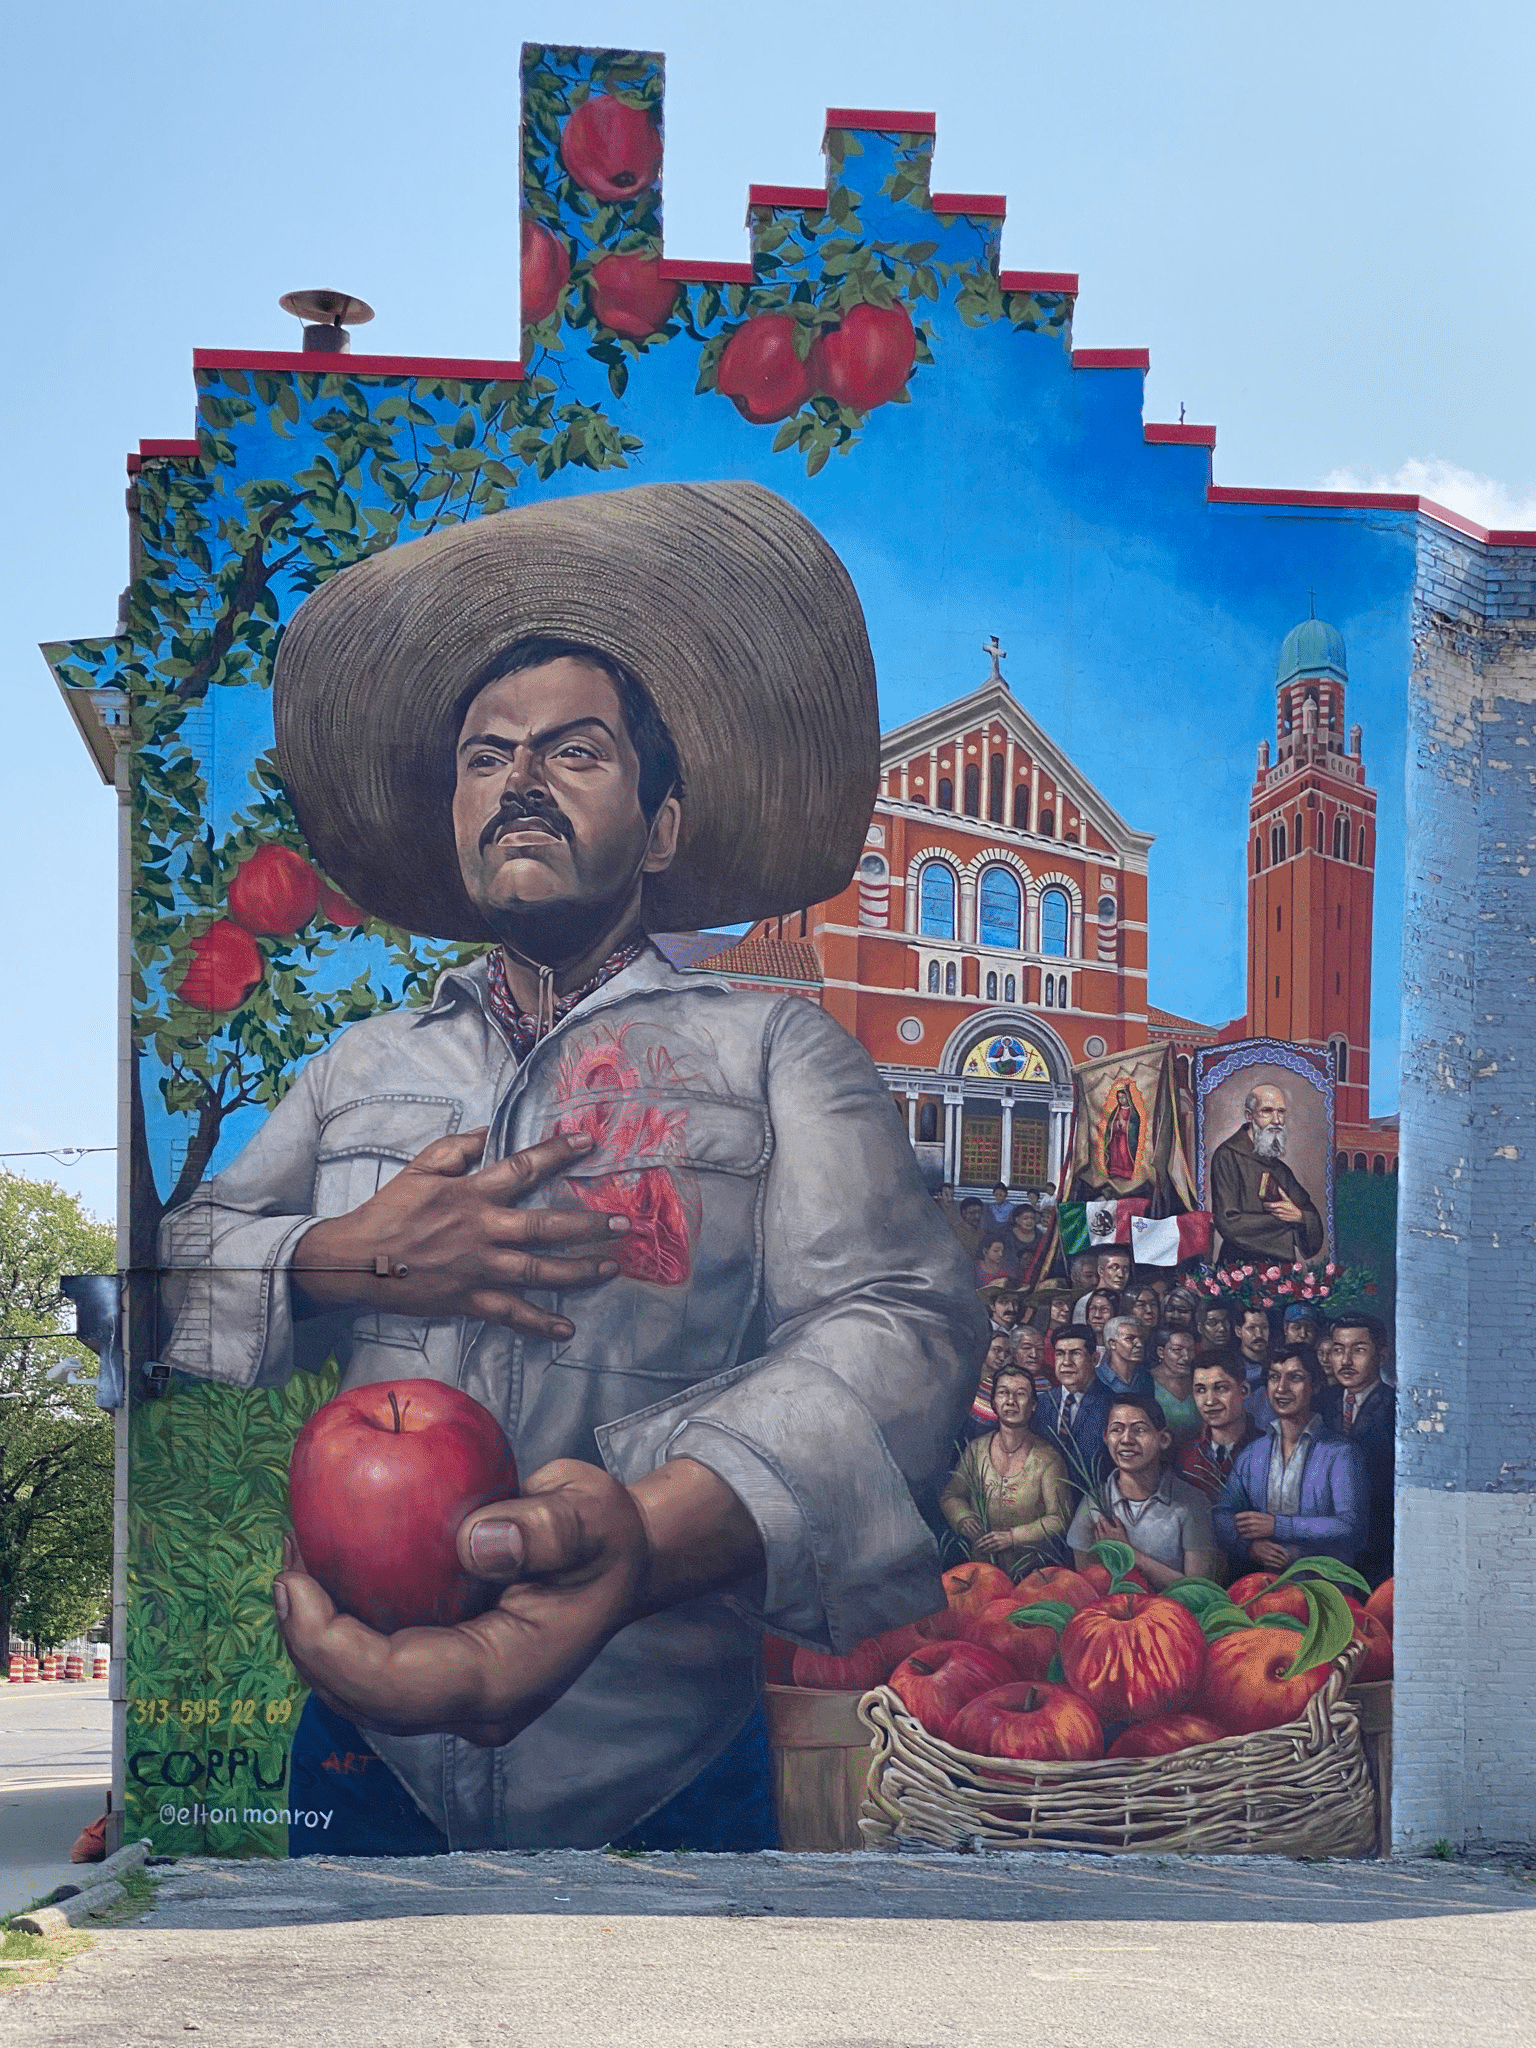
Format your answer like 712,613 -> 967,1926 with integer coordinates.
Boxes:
1060,1592 -> 1206,1724
560,94 -> 663,201
942,1561 -> 1014,1617
228,844 -> 320,935
888,1640 -> 1016,1740
716,315 -> 817,424
589,253 -> 678,339
521,219 -> 570,326
949,1680 -> 1105,1764
815,302 -> 916,411
289,1378 -> 520,1634
317,882 -> 365,928
790,1637 -> 889,1692
177,920 -> 264,1012
1108,1711 -> 1226,1759
1196,1627 -> 1332,1735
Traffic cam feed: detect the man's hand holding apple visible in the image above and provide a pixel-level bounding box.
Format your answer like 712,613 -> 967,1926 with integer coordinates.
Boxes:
293,1127 -> 628,1341
274,1455 -> 765,1747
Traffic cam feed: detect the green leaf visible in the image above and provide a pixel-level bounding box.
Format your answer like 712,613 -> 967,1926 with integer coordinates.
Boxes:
1255,1612 -> 1307,1635
1160,1576 -> 1231,1619
1045,1651 -> 1065,1684
1268,1555 -> 1371,1599
1201,1602 -> 1257,1641
1005,1600 -> 1075,1635
1088,1538 -> 1137,1588
1280,1579 -> 1357,1680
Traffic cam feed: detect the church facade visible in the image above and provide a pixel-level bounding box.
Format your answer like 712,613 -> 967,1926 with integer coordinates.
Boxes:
700,617 -> 1395,1191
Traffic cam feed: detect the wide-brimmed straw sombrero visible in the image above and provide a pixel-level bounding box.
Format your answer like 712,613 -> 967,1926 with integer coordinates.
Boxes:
272,481 -> 879,937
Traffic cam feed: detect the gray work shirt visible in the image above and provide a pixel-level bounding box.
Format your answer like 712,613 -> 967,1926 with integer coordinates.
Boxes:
158,946 -> 984,1849
1264,1413 -> 1323,1517
1067,1469 -> 1215,1572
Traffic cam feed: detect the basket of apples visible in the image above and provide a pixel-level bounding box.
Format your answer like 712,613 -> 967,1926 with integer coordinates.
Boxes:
854,1544 -> 1381,1857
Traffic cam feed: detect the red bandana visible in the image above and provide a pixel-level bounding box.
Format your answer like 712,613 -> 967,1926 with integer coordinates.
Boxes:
483,937 -> 648,1060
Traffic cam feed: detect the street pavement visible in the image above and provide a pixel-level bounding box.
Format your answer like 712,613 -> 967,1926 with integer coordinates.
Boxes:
4,1843 -> 1534,2046
0,1679 -> 110,1919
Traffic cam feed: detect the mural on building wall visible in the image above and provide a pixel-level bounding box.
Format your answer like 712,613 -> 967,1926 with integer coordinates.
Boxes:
47,42 -> 1401,1862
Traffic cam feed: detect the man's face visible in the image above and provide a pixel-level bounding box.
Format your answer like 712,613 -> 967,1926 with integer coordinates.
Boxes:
1105,1404 -> 1170,1481
1011,1211 -> 1038,1245
1098,1252 -> 1131,1291
1193,1365 -> 1247,1432
1054,1338 -> 1095,1393
961,1201 -> 984,1228
1158,1330 -> 1196,1378
1266,1354 -> 1316,1422
1199,1305 -> 1233,1348
1332,1325 -> 1384,1393
1163,1294 -> 1195,1332
1048,1296 -> 1072,1329
452,659 -> 676,958
1285,1313 -> 1319,1348
1013,1328 -> 1043,1373
992,1294 -> 1020,1329
1236,1309 -> 1270,1363
1070,1255 -> 1100,1293
1109,1322 -> 1144,1367
984,1335 -> 1012,1377
1248,1086 -> 1288,1132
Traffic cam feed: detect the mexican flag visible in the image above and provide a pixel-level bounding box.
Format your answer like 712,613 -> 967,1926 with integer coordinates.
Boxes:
1058,1197 -> 1148,1255
1130,1211 -> 1214,1267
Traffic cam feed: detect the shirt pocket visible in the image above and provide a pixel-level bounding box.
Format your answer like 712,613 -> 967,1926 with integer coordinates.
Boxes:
310,1093 -> 466,1215
545,1091 -> 770,1385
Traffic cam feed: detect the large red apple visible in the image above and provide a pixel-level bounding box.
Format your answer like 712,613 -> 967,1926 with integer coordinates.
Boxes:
875,1606 -> 967,1669
177,921 -> 263,1012
521,218 -> 570,326
791,1637 -> 889,1692
815,302 -> 916,411
589,253 -> 678,339
1010,1565 -> 1100,1613
949,1681 -> 1104,1764
716,314 -> 816,424
560,94 -> 662,201
289,1379 -> 519,1634
1078,1560 -> 1152,1599
1108,1712 -> 1226,1759
888,1640 -> 1016,1740
1228,1571 -> 1308,1620
317,882 -> 365,928
1365,1578 -> 1394,1633
942,1562 -> 1014,1617
1061,1593 -> 1206,1724
967,1598 -> 1060,1679
1197,1627 -> 1332,1735
228,845 -> 320,935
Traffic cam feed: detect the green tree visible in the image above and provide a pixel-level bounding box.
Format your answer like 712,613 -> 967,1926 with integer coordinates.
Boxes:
0,1173 -> 115,1654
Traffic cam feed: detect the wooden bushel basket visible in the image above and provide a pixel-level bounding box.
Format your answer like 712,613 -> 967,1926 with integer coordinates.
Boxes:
858,1639 -> 1377,1857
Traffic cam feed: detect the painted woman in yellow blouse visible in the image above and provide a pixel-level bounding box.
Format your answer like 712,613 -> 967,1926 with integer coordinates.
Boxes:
940,1364 -> 1074,1577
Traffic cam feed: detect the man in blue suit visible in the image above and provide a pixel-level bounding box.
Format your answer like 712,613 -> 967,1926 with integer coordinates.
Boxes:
1214,1343 -> 1367,1573
1321,1313 -> 1396,1587
1038,1325 -> 1113,1504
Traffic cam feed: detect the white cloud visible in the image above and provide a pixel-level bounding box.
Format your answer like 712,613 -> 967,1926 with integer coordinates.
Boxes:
1319,459 -> 1536,533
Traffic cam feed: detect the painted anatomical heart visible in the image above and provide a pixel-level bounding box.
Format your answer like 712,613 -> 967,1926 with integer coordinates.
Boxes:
552,1030 -> 698,1286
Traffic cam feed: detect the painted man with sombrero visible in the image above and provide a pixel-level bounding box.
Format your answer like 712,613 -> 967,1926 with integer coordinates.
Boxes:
158,481 -> 984,1853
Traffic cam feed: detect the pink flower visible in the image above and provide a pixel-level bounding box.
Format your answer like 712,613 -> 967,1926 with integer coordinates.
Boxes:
1325,1262 -> 1338,1277
1260,1295 -> 1274,1307
1265,1266 -> 1281,1282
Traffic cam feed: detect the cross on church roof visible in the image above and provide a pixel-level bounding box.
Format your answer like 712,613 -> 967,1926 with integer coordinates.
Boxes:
984,634 -> 1007,683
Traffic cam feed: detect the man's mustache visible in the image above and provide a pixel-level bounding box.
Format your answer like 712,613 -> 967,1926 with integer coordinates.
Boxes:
480,792 -> 575,851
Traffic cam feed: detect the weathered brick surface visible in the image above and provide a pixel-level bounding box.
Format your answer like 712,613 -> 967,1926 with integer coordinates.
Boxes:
1396,518 -> 1536,1849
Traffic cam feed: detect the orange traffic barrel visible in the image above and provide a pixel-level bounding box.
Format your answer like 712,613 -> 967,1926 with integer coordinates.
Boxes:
64,1654 -> 85,1681
7,1655 -> 23,1683
40,1652 -> 60,1681
92,1651 -> 109,1680
24,1655 -> 38,1682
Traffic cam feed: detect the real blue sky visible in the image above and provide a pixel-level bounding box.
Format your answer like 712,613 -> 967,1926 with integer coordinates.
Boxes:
4,0 -> 1532,1223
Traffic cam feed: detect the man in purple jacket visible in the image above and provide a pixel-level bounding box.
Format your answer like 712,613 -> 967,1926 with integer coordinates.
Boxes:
1213,1344 -> 1367,1572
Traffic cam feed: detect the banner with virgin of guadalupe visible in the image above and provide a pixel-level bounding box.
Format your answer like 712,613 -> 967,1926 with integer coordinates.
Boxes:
1066,1042 -> 1198,1214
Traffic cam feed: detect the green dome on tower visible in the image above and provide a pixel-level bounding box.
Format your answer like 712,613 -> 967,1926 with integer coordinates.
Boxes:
1276,615 -> 1347,686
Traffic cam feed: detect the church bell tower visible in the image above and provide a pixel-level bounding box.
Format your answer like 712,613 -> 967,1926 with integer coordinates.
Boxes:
1245,612 -> 1376,1129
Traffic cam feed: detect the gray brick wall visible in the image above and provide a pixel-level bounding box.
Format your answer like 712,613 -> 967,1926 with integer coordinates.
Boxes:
1396,517 -> 1536,1851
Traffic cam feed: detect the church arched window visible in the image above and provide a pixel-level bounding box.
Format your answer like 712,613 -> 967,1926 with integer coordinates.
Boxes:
985,971 -> 998,1000
1330,1034 -> 1349,1084
918,1101 -> 938,1143
927,960 -> 940,992
918,863 -> 956,939
1013,785 -> 1030,830
1004,974 -> 1016,1002
1040,808 -> 1055,837
988,755 -> 1005,823
944,961 -> 957,995
937,776 -> 954,810
1357,823 -> 1368,864
1253,836 -> 1263,874
1043,975 -> 1055,1007
1039,888 -> 1070,958
1315,809 -> 1324,852
979,866 -> 1022,949
963,763 -> 981,816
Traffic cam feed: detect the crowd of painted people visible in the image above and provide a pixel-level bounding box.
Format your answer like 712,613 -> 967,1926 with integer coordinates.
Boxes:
936,1186 -> 1394,1594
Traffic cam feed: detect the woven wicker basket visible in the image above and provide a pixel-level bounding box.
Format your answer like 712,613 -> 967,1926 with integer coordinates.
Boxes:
858,1639 -> 1377,1857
